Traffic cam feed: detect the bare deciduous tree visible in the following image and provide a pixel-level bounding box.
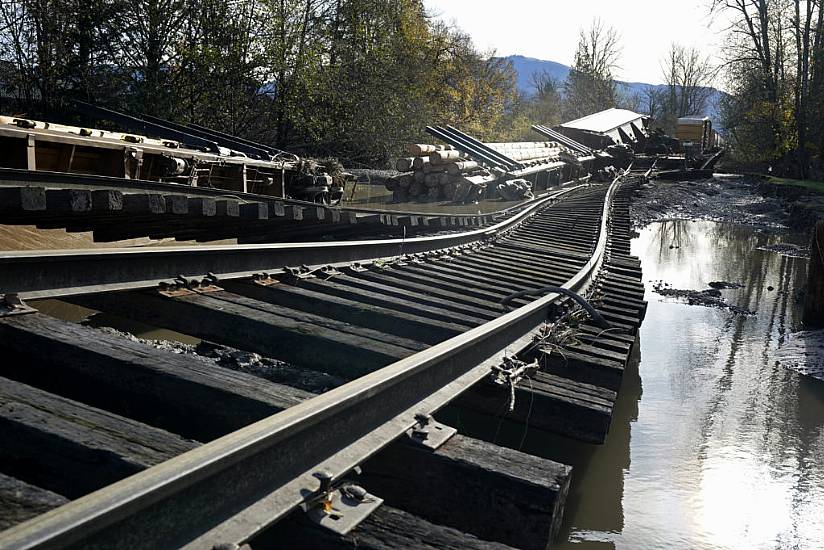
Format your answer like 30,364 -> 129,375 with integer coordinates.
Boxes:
563,18 -> 621,119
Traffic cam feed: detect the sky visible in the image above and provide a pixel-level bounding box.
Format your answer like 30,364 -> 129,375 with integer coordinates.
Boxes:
422,0 -> 727,86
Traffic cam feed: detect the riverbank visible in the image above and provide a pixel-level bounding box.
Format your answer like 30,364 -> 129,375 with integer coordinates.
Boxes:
630,175 -> 791,231
757,175 -> 824,230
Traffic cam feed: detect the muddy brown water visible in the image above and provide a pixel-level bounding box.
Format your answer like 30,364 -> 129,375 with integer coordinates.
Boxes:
555,220 -> 824,549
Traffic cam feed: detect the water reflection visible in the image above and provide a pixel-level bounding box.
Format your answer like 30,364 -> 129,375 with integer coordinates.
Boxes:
554,220 -> 824,549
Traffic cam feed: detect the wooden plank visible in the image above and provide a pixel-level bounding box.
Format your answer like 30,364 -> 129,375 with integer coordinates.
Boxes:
122,193 -> 166,214
296,277 -> 490,326
0,314 -> 311,441
91,189 -> 124,211
396,264 -> 525,297
71,290 -> 421,378
240,202 -> 268,220
44,189 -> 91,212
358,270 -> 505,311
0,187 -> 46,212
215,199 -> 240,217
0,376 -> 198,498
263,505 -> 516,549
540,348 -> 624,392
456,371 -> 615,443
361,434 -> 572,549
0,474 -> 68,532
222,280 -> 467,344
163,194 -> 189,215
188,197 -> 216,217
330,273 -> 498,321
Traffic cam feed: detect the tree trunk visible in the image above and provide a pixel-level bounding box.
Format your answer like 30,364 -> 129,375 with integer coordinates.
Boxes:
804,220 -> 824,327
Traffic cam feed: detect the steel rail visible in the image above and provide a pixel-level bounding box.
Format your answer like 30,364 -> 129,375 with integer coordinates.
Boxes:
0,185 -> 586,299
0,174 -> 624,550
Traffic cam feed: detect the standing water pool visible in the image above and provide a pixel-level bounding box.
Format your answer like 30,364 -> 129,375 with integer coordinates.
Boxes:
549,219 -> 824,549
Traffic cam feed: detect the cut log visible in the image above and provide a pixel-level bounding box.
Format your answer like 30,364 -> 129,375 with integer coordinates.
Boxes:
429,150 -> 461,164
406,144 -> 437,156
394,157 -> 414,172
412,156 -> 431,170
446,160 -> 479,175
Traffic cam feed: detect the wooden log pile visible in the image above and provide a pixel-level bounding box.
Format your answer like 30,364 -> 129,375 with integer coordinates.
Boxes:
387,141 -> 571,204
386,144 -> 495,203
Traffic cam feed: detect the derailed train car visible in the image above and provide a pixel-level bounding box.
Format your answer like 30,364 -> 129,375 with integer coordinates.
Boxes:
0,106 -> 346,205
675,116 -> 724,155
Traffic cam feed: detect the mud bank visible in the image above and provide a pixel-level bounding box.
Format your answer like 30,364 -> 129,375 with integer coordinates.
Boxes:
630,175 -> 790,230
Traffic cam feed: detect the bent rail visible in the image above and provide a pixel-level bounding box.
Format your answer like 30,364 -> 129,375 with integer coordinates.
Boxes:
0,184 -> 585,299
0,176 -> 622,550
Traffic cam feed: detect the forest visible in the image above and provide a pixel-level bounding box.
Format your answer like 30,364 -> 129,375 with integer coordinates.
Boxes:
0,0 -> 821,178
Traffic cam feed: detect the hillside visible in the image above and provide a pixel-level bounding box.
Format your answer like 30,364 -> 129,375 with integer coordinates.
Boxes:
503,54 -> 725,128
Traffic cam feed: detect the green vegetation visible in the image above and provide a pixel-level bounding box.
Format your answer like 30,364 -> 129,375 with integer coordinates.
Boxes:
0,2 -> 646,165
0,0 -> 528,164
767,177 -> 824,194
713,1 -> 824,180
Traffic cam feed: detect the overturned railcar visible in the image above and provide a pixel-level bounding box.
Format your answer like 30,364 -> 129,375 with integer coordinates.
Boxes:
0,112 -> 345,205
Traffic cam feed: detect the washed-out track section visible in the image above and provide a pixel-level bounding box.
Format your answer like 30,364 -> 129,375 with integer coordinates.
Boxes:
0,168 -> 543,244
0,179 -> 646,549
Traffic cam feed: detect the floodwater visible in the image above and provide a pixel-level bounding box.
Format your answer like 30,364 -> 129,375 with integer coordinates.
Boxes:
548,220 -> 824,549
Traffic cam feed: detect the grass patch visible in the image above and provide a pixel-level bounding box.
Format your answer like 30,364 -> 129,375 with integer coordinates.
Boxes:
767,176 -> 824,194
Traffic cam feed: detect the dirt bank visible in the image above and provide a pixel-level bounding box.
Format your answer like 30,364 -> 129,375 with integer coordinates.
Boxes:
630,175 -> 790,231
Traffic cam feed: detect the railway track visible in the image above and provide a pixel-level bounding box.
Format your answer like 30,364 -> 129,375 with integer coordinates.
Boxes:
0,168 -> 579,244
0,175 -> 646,549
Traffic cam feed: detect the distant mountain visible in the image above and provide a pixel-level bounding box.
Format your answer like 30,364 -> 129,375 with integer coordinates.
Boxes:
506,55 -> 571,92
502,55 -> 726,130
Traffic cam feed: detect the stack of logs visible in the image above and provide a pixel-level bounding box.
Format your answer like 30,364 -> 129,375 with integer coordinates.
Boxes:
386,144 -> 493,203
387,141 -> 571,203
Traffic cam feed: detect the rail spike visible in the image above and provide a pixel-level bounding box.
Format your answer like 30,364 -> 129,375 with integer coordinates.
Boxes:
157,273 -> 222,296
406,412 -> 457,450
299,467 -> 383,535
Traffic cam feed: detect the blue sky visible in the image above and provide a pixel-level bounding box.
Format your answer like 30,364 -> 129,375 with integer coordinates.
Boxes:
423,0 -> 726,86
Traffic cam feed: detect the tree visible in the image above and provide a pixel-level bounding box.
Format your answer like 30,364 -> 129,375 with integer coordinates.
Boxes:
563,18 -> 621,119
0,0 -> 523,164
658,43 -> 717,132
709,0 -> 824,176
529,70 -> 563,126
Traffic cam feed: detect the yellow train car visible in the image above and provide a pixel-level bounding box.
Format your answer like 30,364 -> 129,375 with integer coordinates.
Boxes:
676,116 -> 712,153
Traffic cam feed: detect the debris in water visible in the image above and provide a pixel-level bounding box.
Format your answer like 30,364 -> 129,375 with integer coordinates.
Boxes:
758,243 -> 810,258
651,280 -> 755,315
708,281 -> 744,289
